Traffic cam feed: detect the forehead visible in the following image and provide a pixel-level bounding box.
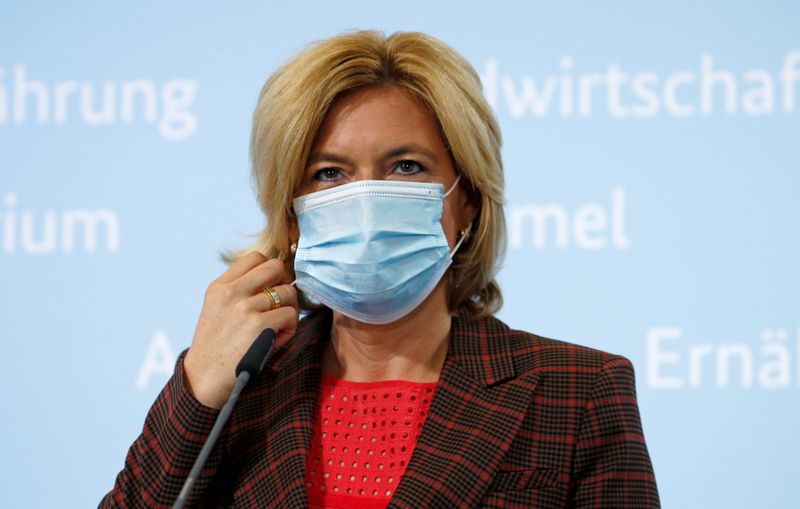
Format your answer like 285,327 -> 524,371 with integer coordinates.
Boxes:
311,85 -> 446,153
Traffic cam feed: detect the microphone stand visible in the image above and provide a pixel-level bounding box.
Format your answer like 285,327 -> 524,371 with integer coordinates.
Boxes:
172,328 -> 276,509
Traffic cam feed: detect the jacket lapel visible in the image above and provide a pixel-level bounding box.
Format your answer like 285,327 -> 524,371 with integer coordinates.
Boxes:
229,316 -> 326,508
388,314 -> 540,508
230,312 -> 537,508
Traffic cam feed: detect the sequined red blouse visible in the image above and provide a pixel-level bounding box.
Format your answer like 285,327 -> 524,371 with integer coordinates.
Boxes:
304,374 -> 437,509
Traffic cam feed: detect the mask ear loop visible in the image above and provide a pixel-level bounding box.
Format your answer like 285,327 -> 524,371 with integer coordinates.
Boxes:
450,221 -> 472,257
443,174 -> 462,198
443,174 -> 469,257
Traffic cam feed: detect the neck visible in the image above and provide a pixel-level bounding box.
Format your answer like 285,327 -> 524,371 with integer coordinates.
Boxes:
323,281 -> 451,383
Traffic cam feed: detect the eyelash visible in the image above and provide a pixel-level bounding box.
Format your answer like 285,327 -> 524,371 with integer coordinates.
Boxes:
313,168 -> 341,182
312,160 -> 426,182
393,160 -> 424,176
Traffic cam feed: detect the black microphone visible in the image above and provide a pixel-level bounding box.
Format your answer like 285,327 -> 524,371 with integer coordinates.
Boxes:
236,327 -> 277,379
172,328 -> 277,509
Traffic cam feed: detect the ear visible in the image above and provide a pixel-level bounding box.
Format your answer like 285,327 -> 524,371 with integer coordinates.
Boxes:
458,180 -> 480,230
289,219 -> 299,242
288,211 -> 300,251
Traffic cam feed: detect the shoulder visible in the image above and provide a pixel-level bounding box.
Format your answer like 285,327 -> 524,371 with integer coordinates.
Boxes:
459,312 -> 629,367
452,312 -> 637,392
508,321 -> 631,373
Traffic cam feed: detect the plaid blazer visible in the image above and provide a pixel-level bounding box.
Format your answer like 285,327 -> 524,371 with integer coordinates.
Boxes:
101,311 -> 660,508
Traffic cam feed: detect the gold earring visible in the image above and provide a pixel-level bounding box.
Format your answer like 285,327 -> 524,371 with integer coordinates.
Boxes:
290,242 -> 297,254
459,225 -> 471,242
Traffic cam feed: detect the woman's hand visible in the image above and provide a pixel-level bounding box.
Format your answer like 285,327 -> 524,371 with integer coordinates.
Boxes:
183,252 -> 299,409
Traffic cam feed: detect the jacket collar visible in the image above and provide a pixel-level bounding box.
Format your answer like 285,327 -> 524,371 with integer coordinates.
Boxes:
271,310 -> 520,386
446,312 -> 519,386
243,310 -> 538,508
388,313 -> 540,507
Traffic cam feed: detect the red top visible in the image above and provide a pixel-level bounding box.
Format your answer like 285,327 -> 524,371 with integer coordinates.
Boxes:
305,374 -> 437,509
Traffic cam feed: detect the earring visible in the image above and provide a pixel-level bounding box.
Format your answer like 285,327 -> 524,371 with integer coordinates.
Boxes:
459,223 -> 472,242
290,241 -> 297,254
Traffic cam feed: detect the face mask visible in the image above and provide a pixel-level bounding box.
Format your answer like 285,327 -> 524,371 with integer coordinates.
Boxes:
293,177 -> 468,324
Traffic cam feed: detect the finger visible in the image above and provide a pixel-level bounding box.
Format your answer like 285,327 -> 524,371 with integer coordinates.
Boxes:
258,306 -> 300,348
246,284 -> 300,312
217,250 -> 268,283
237,258 -> 293,295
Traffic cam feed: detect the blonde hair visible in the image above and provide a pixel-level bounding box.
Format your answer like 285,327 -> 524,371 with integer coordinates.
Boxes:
247,30 -> 506,318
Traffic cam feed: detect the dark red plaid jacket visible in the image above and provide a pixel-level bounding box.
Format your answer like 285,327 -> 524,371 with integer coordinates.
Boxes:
101,311 -> 660,508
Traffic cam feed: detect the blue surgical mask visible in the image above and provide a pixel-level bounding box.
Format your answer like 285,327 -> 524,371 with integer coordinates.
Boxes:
293,177 -> 468,324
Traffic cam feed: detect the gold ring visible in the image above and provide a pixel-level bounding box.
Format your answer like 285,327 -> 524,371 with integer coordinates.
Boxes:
263,287 -> 282,310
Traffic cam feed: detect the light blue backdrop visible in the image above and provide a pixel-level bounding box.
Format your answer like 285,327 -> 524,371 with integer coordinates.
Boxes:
1,2 -> 798,508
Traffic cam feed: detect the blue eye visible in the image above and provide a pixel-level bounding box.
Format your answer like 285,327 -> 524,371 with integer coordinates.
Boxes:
314,168 -> 342,181
394,160 -> 424,175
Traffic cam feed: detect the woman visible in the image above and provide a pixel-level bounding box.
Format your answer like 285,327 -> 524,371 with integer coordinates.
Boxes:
102,31 -> 659,508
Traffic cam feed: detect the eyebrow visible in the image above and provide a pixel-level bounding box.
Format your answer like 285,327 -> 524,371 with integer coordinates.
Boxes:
307,144 -> 439,166
384,144 -> 439,163
306,152 -> 353,166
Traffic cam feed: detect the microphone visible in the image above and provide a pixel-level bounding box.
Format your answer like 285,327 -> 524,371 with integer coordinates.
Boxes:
172,328 -> 277,509
236,327 -> 277,380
